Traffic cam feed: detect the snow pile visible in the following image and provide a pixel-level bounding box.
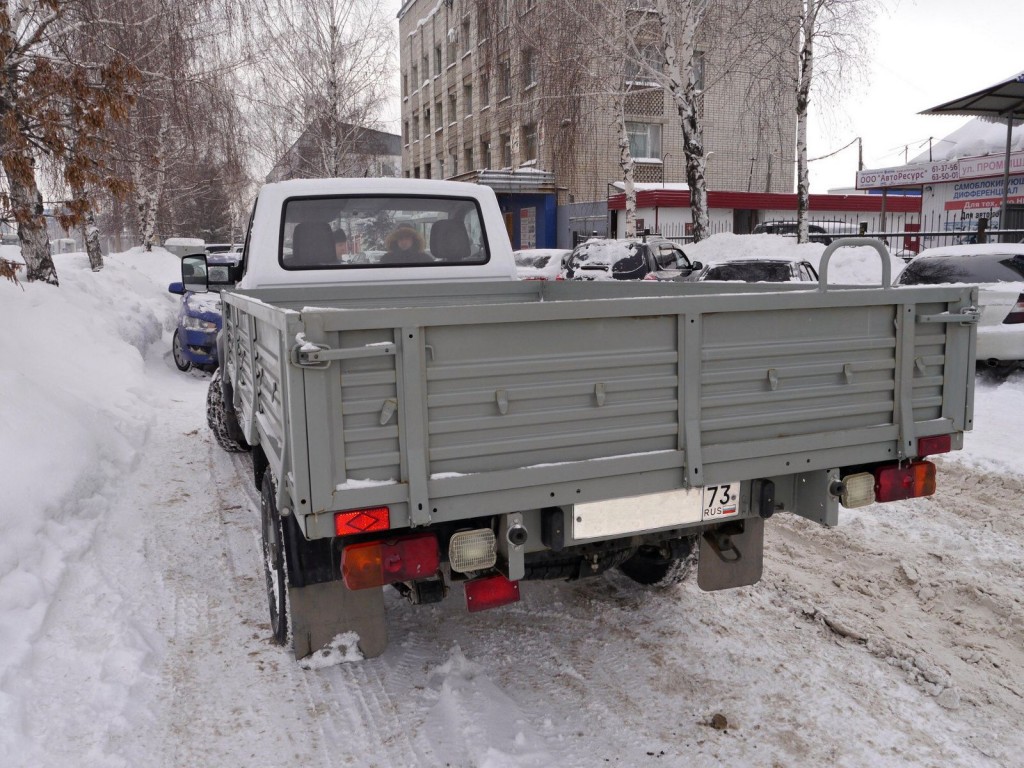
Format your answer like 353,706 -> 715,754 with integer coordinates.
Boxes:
0,247 -> 181,762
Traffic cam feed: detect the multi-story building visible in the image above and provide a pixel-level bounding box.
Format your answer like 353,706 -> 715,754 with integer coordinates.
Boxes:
397,0 -> 798,248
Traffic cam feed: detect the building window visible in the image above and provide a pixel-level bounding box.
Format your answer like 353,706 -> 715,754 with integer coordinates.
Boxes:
463,81 -> 473,114
500,132 -> 512,167
482,140 -> 492,169
402,73 -> 408,97
627,44 -> 662,85
423,107 -> 430,135
499,58 -> 511,99
414,166 -> 421,178
434,45 -> 442,76
478,6 -> 490,38
422,54 -> 429,82
411,63 -> 418,88
626,121 -> 662,160
425,162 -> 432,178
403,120 -> 409,143
412,111 -> 420,140
693,52 -> 706,91
480,74 -> 490,106
448,91 -> 457,123
464,144 -> 474,171
462,17 -> 472,53
522,48 -> 536,89
522,123 -> 537,161
448,33 -> 457,66
435,100 -> 443,130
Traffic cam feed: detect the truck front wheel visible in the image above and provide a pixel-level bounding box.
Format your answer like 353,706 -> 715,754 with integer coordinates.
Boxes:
206,367 -> 248,453
260,472 -> 289,645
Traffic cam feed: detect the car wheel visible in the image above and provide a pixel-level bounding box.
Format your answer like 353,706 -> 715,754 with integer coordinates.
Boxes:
261,472 -> 289,645
172,331 -> 191,371
618,536 -> 698,587
206,367 -> 249,453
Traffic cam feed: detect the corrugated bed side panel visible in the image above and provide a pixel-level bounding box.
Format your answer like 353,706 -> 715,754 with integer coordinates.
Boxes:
336,329 -> 403,483
699,304 -> 910,461
424,316 -> 681,476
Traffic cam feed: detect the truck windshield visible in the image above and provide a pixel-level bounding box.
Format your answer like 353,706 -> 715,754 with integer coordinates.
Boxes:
280,195 -> 490,269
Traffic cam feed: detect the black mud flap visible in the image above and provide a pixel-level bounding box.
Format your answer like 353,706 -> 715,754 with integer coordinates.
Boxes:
697,517 -> 764,592
289,582 -> 388,660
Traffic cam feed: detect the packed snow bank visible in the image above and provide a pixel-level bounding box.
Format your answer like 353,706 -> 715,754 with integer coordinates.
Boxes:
0,248 -> 180,747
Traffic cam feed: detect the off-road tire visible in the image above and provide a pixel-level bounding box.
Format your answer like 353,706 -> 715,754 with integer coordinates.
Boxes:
206,367 -> 248,453
261,472 -> 289,645
618,536 -> 698,587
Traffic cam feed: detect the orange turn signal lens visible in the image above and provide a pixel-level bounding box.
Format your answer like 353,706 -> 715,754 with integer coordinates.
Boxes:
341,533 -> 440,590
334,506 -> 390,536
874,461 -> 936,503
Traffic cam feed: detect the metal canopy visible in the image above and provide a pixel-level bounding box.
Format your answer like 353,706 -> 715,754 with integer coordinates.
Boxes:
920,70 -> 1024,230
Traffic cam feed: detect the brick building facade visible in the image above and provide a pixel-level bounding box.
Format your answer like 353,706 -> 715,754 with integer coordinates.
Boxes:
397,0 -> 799,247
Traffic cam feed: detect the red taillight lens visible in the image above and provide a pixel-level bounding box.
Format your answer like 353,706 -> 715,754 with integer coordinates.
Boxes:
341,533 -> 440,590
917,434 -> 951,458
334,506 -> 390,536
1003,294 -> 1024,324
874,461 -> 936,503
464,574 -> 520,612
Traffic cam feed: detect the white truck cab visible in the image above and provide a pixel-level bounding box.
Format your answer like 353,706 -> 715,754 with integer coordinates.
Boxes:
236,178 -> 518,289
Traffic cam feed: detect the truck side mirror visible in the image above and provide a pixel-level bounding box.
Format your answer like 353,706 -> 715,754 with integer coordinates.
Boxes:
168,281 -> 185,295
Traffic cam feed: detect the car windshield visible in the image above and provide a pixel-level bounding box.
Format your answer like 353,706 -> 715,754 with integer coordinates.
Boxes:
280,195 -> 489,269
702,262 -> 793,282
568,240 -> 647,279
896,253 -> 1024,285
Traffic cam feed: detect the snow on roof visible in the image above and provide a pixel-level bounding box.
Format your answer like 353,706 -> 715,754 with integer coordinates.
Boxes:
918,242 -> 1024,258
910,117 -> 1024,164
610,181 -> 690,192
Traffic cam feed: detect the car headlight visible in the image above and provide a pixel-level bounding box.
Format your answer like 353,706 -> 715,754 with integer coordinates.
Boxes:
183,316 -> 217,331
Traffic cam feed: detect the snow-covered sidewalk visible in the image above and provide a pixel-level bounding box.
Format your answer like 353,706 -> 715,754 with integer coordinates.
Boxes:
1,245 -> 1022,767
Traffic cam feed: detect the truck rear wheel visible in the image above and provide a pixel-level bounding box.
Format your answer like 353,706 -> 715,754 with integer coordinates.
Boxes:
618,536 -> 698,587
260,472 -> 289,645
206,367 -> 248,453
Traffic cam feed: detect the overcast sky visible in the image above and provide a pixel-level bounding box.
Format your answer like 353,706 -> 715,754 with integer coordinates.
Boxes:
385,0 -> 1022,194
808,0 -> 1022,191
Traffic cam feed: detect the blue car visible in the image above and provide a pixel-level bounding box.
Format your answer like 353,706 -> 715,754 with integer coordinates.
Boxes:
167,253 -> 239,372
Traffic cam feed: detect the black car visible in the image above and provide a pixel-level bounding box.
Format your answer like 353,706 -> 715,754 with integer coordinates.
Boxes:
752,221 -> 832,245
564,237 -> 702,281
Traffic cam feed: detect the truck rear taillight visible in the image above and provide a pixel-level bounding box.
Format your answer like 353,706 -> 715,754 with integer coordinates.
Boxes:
874,461 -> 936,503
917,434 -> 951,458
464,574 -> 520,612
334,506 -> 390,536
341,533 -> 439,590
1003,294 -> 1024,324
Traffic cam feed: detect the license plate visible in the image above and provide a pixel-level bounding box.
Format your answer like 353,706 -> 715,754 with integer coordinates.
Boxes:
573,483 -> 741,540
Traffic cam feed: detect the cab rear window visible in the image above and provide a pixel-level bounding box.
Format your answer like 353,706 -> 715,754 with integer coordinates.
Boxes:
280,195 -> 489,269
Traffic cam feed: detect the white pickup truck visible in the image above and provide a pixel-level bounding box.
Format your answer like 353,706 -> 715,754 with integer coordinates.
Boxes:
186,178 -> 978,661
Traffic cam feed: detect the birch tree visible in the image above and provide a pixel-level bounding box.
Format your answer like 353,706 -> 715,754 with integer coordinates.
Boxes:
0,0 -> 134,284
244,0 -> 394,179
794,0 -> 875,242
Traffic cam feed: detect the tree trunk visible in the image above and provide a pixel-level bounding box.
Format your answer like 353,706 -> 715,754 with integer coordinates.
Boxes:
3,156 -> 58,286
658,1 -> 711,242
795,3 -> 815,245
615,93 -> 638,238
84,209 -> 103,271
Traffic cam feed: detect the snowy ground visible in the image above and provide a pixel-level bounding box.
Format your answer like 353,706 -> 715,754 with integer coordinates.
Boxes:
1,241 -> 1022,767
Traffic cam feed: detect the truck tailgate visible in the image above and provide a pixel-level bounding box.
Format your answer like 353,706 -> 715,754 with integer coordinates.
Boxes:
278,282 -> 976,534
